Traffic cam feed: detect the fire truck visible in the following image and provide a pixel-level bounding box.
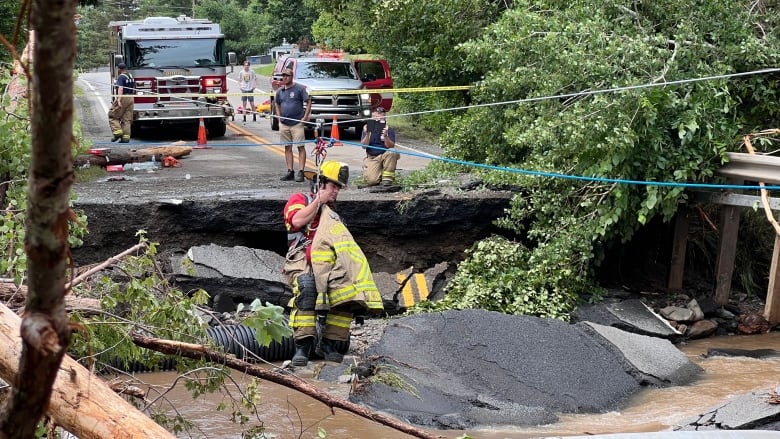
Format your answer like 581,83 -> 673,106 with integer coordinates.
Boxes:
108,15 -> 236,138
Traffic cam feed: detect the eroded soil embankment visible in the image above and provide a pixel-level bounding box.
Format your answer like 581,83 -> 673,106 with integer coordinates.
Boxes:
72,190 -> 514,273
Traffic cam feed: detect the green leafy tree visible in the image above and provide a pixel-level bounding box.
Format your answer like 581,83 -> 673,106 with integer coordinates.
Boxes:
75,5 -> 117,70
436,0 -> 780,318
306,0 -> 505,131
136,0 -> 192,19
263,0 -> 316,50
0,0 -> 27,64
196,0 -> 272,59
305,0 -> 371,51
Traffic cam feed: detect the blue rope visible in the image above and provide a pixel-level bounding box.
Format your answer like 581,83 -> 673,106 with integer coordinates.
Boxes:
89,136 -> 780,192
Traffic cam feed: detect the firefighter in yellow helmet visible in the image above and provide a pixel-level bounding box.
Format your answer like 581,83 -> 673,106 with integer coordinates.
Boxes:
282,160 -> 384,366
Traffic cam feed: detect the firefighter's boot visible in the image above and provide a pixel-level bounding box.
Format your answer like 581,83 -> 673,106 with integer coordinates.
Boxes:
291,337 -> 314,367
317,338 -> 344,363
253,113 -> 257,122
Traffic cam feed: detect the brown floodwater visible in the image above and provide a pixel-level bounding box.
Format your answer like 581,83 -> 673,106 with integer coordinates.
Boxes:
129,332 -> 780,439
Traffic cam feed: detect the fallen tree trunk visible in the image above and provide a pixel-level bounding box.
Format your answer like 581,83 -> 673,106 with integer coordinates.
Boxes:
132,333 -> 443,439
74,144 -> 193,168
0,283 -> 100,313
2,243 -> 147,312
0,304 -> 175,439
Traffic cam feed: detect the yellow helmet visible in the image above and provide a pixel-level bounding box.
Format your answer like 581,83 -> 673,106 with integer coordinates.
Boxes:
319,160 -> 349,188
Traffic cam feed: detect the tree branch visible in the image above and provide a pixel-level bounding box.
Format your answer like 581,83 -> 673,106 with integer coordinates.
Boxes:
131,333 -> 443,439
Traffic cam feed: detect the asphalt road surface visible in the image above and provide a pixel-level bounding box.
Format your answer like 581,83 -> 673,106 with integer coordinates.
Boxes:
75,69 -> 441,186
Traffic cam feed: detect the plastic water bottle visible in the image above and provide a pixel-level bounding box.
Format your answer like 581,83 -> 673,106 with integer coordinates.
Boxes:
151,155 -> 156,166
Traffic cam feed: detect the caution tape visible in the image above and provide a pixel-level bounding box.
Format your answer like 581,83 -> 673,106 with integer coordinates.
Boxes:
105,85 -> 474,100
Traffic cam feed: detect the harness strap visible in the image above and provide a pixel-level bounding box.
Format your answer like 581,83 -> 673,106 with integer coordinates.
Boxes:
287,192 -> 316,253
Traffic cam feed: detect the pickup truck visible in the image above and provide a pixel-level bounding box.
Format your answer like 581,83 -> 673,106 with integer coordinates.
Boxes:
269,51 -> 393,134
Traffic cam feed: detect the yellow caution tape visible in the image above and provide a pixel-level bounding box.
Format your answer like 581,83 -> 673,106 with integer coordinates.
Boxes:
107,85 -> 473,100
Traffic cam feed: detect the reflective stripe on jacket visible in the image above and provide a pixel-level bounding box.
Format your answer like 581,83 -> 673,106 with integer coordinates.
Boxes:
310,205 -> 384,312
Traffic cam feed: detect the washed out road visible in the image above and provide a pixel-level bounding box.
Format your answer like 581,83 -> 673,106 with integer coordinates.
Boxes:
75,69 -> 440,190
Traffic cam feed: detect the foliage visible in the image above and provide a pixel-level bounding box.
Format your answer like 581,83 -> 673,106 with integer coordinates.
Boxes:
261,0 -> 317,49
0,0 -> 27,65
66,236 -> 294,434
305,0 -> 503,131
425,0 -> 780,316
75,5 -> 117,70
67,237 -> 269,435
415,235 -> 580,320
196,0 -> 273,60
68,237 -> 211,371
0,94 -> 31,281
237,299 -> 293,346
0,76 -> 88,283
136,0 -> 193,19
368,364 -> 419,398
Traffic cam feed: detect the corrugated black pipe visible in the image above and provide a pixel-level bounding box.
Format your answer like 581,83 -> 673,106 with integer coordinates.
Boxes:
206,324 -> 295,362
206,324 -> 350,362
95,323 -> 351,373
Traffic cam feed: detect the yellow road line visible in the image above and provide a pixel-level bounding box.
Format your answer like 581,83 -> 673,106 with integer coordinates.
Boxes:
227,122 -> 286,157
395,272 -> 430,306
415,274 -> 429,301
397,272 -> 415,307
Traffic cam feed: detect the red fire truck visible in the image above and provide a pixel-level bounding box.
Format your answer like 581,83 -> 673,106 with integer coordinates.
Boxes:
108,15 -> 236,138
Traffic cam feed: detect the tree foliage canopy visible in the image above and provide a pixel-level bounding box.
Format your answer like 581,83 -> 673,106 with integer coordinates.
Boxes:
436,0 -> 780,317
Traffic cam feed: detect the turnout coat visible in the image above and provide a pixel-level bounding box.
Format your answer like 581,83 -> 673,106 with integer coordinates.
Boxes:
310,205 -> 384,313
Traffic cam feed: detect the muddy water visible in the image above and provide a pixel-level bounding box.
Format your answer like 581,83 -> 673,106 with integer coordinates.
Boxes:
134,332 -> 780,438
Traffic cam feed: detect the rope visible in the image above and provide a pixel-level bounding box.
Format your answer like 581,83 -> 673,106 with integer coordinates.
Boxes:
89,67 -> 780,191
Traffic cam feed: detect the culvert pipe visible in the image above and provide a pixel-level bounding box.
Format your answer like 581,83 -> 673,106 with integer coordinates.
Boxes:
206,324 -> 350,361
97,323 -> 349,373
206,324 -> 295,362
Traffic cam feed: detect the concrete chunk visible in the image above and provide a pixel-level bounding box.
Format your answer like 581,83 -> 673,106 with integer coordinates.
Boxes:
582,322 -> 703,386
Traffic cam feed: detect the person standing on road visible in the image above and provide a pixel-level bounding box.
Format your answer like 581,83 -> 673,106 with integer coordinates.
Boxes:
238,60 -> 258,122
276,67 -> 312,182
108,63 -> 135,143
282,160 -> 384,366
360,107 -> 398,186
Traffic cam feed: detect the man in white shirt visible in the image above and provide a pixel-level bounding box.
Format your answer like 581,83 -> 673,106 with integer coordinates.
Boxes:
238,60 -> 258,122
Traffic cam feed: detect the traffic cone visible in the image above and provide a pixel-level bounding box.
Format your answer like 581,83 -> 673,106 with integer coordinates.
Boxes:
194,117 -> 209,149
331,115 -> 342,146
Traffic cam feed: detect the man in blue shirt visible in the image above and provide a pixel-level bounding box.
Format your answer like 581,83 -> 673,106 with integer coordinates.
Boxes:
275,68 -> 312,182
360,107 -> 398,186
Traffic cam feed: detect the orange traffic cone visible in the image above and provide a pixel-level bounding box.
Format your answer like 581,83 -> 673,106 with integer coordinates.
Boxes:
194,117 -> 209,149
331,115 -> 343,146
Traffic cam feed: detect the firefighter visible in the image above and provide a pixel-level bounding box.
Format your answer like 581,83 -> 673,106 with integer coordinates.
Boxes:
108,63 -> 135,143
282,160 -> 384,366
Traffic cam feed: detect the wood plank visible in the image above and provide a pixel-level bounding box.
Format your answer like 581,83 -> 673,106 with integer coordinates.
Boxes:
765,235 -> 780,324
714,205 -> 741,305
667,209 -> 689,290
716,152 -> 780,185
691,191 -> 780,210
